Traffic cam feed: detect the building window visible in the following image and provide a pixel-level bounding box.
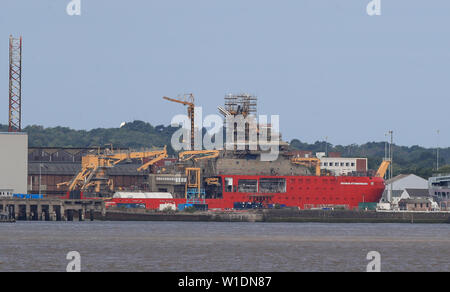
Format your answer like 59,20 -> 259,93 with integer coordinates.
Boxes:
225,178 -> 233,192
238,179 -> 258,193
260,178 -> 286,193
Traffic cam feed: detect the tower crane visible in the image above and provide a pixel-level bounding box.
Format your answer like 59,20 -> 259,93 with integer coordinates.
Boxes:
163,94 -> 195,150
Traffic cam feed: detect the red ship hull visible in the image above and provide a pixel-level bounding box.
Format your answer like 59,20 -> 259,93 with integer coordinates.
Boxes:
111,174 -> 385,210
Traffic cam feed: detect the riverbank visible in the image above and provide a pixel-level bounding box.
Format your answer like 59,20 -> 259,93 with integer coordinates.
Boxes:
94,209 -> 450,224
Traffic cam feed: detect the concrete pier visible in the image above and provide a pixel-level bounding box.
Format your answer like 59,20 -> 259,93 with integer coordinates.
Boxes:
94,208 -> 450,224
0,198 -> 105,222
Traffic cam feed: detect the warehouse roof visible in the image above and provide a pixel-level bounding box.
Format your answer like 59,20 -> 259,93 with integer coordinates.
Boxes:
0,132 -> 27,135
399,198 -> 431,204
385,174 -> 409,184
404,188 -> 430,198
385,174 -> 427,185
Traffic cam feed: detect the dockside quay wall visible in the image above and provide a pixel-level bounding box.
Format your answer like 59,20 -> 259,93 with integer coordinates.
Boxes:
95,209 -> 450,223
95,209 -> 263,222
262,209 -> 450,224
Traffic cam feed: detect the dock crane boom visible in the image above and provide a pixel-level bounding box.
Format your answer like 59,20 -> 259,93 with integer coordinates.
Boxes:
107,146 -> 168,171
163,94 -> 195,150
137,147 -> 168,171
179,150 -> 220,162
291,157 -> 321,176
376,159 -> 391,178
57,146 -> 168,195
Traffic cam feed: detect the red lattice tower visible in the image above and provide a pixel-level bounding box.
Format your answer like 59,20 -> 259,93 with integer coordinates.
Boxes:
8,35 -> 22,132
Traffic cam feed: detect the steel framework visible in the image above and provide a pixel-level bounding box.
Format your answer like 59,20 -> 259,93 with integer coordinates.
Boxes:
224,93 -> 257,117
8,35 -> 22,132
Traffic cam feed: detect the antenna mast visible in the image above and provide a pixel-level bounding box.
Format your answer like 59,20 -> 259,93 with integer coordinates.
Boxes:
8,35 -> 22,132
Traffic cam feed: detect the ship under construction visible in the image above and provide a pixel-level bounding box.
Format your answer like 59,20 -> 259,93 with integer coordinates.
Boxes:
57,94 -> 390,211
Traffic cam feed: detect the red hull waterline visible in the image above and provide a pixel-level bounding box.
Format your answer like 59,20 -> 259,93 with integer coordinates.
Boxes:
110,175 -> 386,211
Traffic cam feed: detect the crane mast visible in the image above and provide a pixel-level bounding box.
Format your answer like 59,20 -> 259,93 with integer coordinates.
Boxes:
163,94 -> 195,150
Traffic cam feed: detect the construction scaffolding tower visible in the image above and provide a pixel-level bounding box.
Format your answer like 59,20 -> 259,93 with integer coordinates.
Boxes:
224,93 -> 257,117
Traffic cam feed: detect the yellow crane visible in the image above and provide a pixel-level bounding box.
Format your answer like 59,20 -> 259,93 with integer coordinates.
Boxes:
106,146 -> 168,171
57,146 -> 168,195
179,150 -> 220,162
185,167 -> 201,200
178,150 -> 221,200
375,158 -> 391,178
291,157 -> 321,176
163,94 -> 195,150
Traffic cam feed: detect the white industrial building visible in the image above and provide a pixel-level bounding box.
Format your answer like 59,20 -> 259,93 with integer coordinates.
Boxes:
385,174 -> 428,190
381,174 -> 429,204
316,153 -> 368,176
0,132 -> 28,194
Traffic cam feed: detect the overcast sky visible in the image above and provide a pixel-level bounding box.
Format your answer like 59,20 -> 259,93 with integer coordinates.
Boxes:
0,0 -> 449,147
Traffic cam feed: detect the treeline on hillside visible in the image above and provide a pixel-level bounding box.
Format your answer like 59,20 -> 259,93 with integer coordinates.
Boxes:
0,121 -> 179,154
290,139 -> 449,179
1,121 -> 449,178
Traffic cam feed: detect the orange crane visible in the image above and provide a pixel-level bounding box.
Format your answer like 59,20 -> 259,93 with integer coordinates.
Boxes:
178,150 -> 220,162
375,158 -> 391,178
178,150 -> 221,195
163,94 -> 195,150
107,146 -> 168,171
291,157 -> 321,176
57,146 -> 168,195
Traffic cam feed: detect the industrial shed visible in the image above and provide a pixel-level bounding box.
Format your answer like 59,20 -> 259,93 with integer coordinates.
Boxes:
0,132 -> 28,194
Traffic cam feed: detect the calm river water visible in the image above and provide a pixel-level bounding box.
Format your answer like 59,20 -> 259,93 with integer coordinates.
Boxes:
0,221 -> 448,272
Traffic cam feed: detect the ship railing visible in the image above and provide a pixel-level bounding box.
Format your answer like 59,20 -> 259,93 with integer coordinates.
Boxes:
186,198 -> 206,204
186,188 -> 206,196
303,204 -> 350,210
341,171 -> 376,177
430,173 -> 450,178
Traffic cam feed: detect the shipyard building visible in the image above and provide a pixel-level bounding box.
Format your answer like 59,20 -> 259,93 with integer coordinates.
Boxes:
0,132 -> 28,194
